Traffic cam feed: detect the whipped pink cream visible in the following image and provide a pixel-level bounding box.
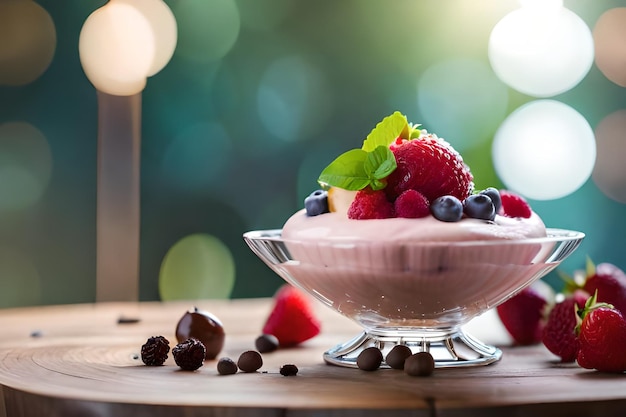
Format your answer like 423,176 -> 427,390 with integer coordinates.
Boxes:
279,209 -> 552,330
282,209 -> 547,243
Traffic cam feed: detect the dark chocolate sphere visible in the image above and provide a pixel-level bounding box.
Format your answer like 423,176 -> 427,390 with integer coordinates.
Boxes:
175,307 -> 225,360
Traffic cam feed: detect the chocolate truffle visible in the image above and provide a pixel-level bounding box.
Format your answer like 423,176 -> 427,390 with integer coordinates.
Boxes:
175,307 -> 225,360
255,334 -> 279,353
217,357 -> 238,375
237,350 -> 263,373
386,345 -> 412,370
356,347 -> 383,371
404,352 -> 435,377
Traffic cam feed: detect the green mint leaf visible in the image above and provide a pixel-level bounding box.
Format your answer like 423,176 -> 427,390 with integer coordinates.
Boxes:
364,145 -> 396,181
318,149 -> 370,190
362,111 -> 409,152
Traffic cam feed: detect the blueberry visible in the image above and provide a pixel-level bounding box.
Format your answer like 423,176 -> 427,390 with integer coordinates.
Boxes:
479,187 -> 501,214
430,195 -> 463,222
304,189 -> 329,216
463,194 -> 496,221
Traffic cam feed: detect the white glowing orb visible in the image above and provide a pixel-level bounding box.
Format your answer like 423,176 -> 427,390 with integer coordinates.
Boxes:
492,100 -> 596,200
488,3 -> 594,97
79,2 -> 155,96
118,0 -> 177,76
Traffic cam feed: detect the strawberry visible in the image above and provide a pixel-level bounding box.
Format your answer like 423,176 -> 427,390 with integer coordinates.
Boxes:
394,189 -> 430,218
348,187 -> 394,220
542,289 -> 589,362
582,261 -> 626,315
496,279 -> 554,345
262,284 -> 321,347
576,293 -> 626,372
499,190 -> 532,218
385,134 -> 473,203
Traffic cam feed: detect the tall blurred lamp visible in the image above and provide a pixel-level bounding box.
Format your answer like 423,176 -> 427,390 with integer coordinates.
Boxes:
79,0 -> 177,301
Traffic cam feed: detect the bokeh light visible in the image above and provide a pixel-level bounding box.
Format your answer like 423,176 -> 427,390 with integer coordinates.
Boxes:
173,0 -> 240,63
592,110 -> 626,203
118,0 -> 178,77
492,100 -> 596,200
257,54 -> 333,142
488,2 -> 594,97
417,58 -> 508,151
0,122 -> 53,212
0,0 -> 56,86
79,2 -> 155,95
161,121 -> 233,193
159,233 -> 235,300
236,0 -> 293,32
0,247 -> 42,307
593,8 -> 626,87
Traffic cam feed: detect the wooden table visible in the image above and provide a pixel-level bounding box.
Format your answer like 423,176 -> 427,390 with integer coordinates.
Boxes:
1,299 -> 626,417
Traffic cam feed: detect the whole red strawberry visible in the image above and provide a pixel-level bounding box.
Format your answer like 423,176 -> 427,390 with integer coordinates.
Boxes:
582,261 -> 626,315
385,134 -> 473,203
499,190 -> 532,218
262,284 -> 321,347
577,294 -> 626,372
348,187 -> 394,220
496,280 -> 554,345
542,289 -> 589,362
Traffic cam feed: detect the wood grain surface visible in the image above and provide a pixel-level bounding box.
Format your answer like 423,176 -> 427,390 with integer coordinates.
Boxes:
1,299 -> 626,417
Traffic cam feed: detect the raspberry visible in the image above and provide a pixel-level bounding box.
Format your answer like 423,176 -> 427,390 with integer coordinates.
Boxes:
140,336 -> 170,366
499,190 -> 532,218
347,187 -> 394,220
385,134 -> 473,203
394,189 -> 430,218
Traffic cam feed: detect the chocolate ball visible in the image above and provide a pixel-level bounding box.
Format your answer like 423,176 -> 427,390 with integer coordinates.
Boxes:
356,347 -> 383,371
386,345 -> 412,370
255,334 -> 279,353
175,307 -> 225,360
237,350 -> 263,373
217,357 -> 238,375
404,352 -> 435,377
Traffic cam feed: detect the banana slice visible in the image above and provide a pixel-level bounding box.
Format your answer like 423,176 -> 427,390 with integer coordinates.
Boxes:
327,187 -> 357,216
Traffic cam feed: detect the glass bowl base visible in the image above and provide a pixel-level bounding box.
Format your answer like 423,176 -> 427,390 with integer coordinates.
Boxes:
323,329 -> 502,368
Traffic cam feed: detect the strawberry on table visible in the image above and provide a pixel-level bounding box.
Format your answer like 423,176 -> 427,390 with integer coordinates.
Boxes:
496,279 -> 554,345
581,260 -> 626,315
262,284 -> 321,347
542,289 -> 589,362
576,292 -> 626,373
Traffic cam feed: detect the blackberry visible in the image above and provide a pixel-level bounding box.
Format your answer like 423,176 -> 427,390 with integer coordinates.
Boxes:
172,338 -> 206,371
279,364 -> 299,376
140,336 -> 170,366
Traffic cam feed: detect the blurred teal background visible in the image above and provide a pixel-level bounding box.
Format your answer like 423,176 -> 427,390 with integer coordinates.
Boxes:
1,0 -> 626,307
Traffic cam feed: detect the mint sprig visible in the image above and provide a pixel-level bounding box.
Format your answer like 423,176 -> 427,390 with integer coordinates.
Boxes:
318,111 -> 419,191
318,146 -> 396,191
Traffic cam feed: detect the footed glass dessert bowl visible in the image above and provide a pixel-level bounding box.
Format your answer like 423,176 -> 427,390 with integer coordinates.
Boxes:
244,228 -> 584,368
